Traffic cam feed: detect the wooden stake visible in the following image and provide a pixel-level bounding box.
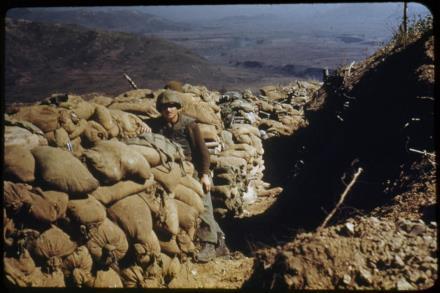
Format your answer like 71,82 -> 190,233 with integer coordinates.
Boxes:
317,167 -> 363,231
123,73 -> 138,89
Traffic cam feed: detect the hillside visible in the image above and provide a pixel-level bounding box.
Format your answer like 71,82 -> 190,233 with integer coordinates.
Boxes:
4,18 -> 234,103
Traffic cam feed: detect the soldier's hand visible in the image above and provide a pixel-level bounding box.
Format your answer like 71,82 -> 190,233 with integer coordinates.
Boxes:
201,174 -> 211,193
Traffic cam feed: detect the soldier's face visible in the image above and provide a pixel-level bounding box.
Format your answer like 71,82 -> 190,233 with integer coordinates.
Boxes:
161,104 -> 179,123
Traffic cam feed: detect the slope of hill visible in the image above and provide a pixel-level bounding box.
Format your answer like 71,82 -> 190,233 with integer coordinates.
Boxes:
4,18 -> 234,102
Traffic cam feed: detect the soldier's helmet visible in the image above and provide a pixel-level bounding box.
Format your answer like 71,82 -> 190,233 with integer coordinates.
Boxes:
156,90 -> 182,111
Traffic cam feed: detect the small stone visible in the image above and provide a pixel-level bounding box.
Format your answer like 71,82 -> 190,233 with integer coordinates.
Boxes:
345,222 -> 355,235
356,268 -> 373,285
396,277 -> 414,290
410,223 -> 426,236
429,221 -> 436,228
394,255 -> 405,268
342,274 -> 351,285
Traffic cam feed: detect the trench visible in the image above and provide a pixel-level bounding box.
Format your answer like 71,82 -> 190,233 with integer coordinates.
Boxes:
219,32 -> 434,255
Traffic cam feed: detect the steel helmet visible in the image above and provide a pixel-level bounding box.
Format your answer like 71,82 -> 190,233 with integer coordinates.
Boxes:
156,90 -> 182,111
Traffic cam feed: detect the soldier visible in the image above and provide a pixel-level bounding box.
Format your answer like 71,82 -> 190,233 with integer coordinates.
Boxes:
149,90 -> 229,263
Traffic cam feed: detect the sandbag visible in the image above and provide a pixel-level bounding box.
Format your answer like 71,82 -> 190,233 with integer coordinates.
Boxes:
220,149 -> 253,162
4,181 -> 33,214
58,95 -> 96,120
231,123 -> 261,137
109,98 -> 159,118
33,226 -> 77,272
66,118 -> 88,140
151,162 -> 184,193
107,194 -> 153,244
4,145 -> 35,183
179,174 -> 204,197
67,196 -> 107,225
176,230 -> 196,254
92,268 -> 123,288
82,120 -> 108,144
86,218 -> 129,265
158,234 -> 180,256
140,191 -> 179,237
133,232 -> 161,267
27,188 -> 69,223
4,125 -> 48,149
4,249 -> 43,287
127,144 -> 161,167
11,105 -> 60,133
182,161 -> 195,177
173,199 -> 198,238
159,253 -> 181,281
174,184 -> 204,214
182,101 -> 222,129
109,109 -> 150,138
32,146 -> 99,194
211,155 -> 247,170
120,265 -> 148,288
91,178 -> 156,206
91,104 -> 119,138
40,270 -> 66,287
197,123 -> 219,142
4,210 -> 16,247
62,245 -> 93,286
89,95 -> 114,107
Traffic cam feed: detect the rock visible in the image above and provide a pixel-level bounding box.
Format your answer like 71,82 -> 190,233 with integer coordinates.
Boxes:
393,255 -> 405,268
339,222 -> 355,236
356,268 -> 373,285
342,274 -> 351,285
396,277 -> 414,290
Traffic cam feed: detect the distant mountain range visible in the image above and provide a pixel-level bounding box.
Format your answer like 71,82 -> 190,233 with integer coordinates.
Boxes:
6,7 -> 191,34
4,18 -> 233,102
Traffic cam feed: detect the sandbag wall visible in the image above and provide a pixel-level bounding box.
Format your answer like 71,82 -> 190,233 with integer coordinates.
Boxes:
3,91 -> 207,288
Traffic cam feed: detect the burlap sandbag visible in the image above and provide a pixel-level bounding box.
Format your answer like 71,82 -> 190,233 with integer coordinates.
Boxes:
58,95 -> 96,120
159,253 -> 181,281
91,178 -> 155,206
32,146 -> 99,194
86,218 -> 129,265
182,161 -> 195,177
4,210 -> 16,247
197,123 -> 219,142
233,133 -> 252,145
107,194 -> 153,244
231,123 -> 260,137
4,145 -> 35,183
92,104 -> 119,138
84,140 -> 152,184
176,230 -> 196,254
27,188 -> 69,223
220,149 -> 253,162
179,174 -> 204,197
109,99 -> 159,118
89,95 -> 114,107
92,268 -> 123,288
11,105 -> 60,133
173,199 -> 198,238
151,162 -> 183,193
4,249 -> 43,287
229,143 -> 258,157
174,184 -> 204,214
40,270 -> 66,287
4,181 -> 33,214
211,155 -> 247,169
4,125 -> 48,149
110,109 -> 150,138
62,245 -> 93,285
133,231 -> 161,267
33,226 -> 77,273
82,120 -> 108,144
182,102 -> 222,129
211,185 -> 232,199
137,192 -> 173,236
127,144 -> 162,167
67,119 -> 88,140
67,195 -> 107,225
213,173 -> 235,185
120,265 -> 148,288
158,234 -> 180,256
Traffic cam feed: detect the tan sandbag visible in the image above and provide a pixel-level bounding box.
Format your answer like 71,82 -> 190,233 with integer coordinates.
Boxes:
62,245 -> 93,284
120,265 -> 148,288
91,178 -> 155,206
133,232 -> 161,267
70,136 -> 84,158
91,104 -> 119,137
32,146 -> 99,194
67,195 -> 107,225
41,270 -> 66,287
127,144 -> 161,167
151,162 -> 183,193
64,118 -> 88,139
4,210 -> 16,247
27,188 -> 69,223
182,161 -> 195,177
214,173 -> 235,185
234,133 -> 253,145
11,105 -> 60,133
231,123 -> 261,137
139,191 -> 179,237
197,123 -> 219,141
83,140 -> 152,184
107,194 -> 153,244
160,253 -> 181,281
4,145 -> 35,183
109,98 -> 159,118
176,230 -> 196,254
228,143 -> 258,157
4,125 -> 48,149
212,185 -> 232,199
173,199 -> 198,236
179,174 -> 204,197
114,88 -> 154,101
211,155 -> 247,169
110,109 -> 150,138
58,95 -> 96,120
89,95 -> 114,106
86,218 -> 129,265
92,268 -> 123,288
220,149 -> 253,162
182,101 -> 222,129
33,226 -> 77,272
174,184 -> 204,214
249,133 -> 264,155
158,234 -> 180,256
4,181 -> 33,214
82,120 -> 108,144
53,127 -> 71,150
4,249 -> 43,287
